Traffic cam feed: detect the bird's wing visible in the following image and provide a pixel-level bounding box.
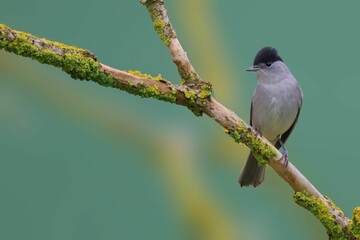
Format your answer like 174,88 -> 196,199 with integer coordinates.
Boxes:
275,101 -> 302,149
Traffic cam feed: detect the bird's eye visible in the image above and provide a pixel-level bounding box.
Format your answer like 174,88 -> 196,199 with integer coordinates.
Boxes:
265,62 -> 272,67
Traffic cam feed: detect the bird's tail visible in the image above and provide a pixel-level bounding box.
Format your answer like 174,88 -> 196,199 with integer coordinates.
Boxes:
238,153 -> 266,187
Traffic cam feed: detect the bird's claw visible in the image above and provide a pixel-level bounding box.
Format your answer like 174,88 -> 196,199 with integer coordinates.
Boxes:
254,127 -> 263,137
282,149 -> 289,168
278,137 -> 289,168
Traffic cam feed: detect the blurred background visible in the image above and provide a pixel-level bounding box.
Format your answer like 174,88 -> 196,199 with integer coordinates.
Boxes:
0,0 -> 359,239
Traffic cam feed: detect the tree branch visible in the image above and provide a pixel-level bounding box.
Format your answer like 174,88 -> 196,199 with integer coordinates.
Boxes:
0,1 -> 359,238
140,0 -> 201,83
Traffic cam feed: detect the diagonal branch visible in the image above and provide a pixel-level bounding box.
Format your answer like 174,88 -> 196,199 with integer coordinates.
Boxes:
0,1 -> 359,237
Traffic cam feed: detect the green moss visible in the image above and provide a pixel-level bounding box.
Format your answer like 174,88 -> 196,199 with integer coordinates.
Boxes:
163,88 -> 178,103
179,79 -> 185,85
184,89 -> 197,103
38,49 -> 60,64
189,73 -> 197,81
47,38 -> 85,52
0,40 -> 9,49
123,81 -> 177,103
122,70 -> 177,103
153,18 -> 170,46
0,27 -> 87,60
348,207 -> 360,239
161,92 -> 177,103
6,34 -> 38,57
325,195 -> 345,216
127,70 -> 165,81
0,39 -> 7,48
179,72 -> 199,83
199,84 -> 212,98
294,191 -> 347,239
225,125 -> 277,164
0,24 -> 182,105
0,29 -> 9,48
0,26 -> 115,88
63,53 -> 105,83
138,84 -> 160,98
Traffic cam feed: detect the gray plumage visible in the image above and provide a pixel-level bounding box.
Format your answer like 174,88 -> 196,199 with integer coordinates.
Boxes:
238,47 -> 303,187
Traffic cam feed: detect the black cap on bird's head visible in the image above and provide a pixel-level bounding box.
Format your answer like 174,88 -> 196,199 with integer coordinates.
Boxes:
247,47 -> 283,72
253,47 -> 283,66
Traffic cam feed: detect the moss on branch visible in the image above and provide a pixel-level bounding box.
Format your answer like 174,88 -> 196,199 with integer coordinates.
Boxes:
153,18 -> 170,46
294,191 -> 356,239
349,207 -> 360,239
0,24 -> 115,87
224,125 -> 277,164
126,70 -> 165,82
0,24 -> 203,106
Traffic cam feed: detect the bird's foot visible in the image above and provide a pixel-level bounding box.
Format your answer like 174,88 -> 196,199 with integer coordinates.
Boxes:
254,127 -> 263,137
282,149 -> 289,168
278,137 -> 289,168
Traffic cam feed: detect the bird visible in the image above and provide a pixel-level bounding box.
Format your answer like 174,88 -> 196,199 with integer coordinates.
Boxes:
238,47 -> 303,187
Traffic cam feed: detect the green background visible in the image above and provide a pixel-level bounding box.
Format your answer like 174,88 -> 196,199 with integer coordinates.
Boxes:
1,0 -> 359,239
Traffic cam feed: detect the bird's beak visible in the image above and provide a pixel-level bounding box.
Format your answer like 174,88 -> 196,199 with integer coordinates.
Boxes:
246,65 -> 260,72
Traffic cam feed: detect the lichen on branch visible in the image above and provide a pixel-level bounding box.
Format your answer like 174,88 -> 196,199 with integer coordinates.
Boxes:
224,125 -> 277,164
349,207 -> 360,239
0,24 -> 114,87
0,24 -> 210,112
293,191 -> 358,239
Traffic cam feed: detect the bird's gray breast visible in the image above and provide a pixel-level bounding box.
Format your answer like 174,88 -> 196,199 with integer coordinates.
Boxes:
251,80 -> 301,143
